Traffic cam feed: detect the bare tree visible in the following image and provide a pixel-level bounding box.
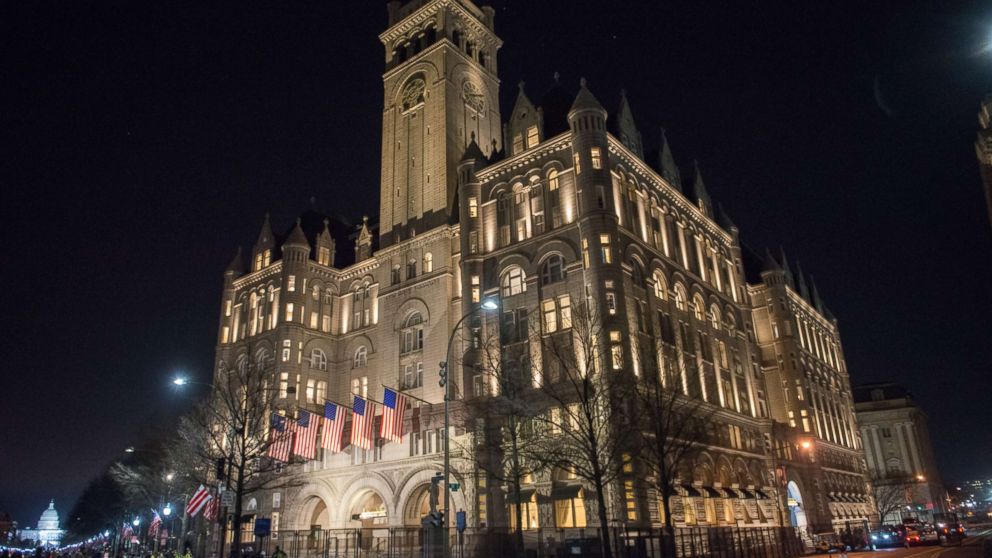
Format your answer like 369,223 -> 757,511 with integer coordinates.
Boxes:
457,318 -> 541,556
525,300 -> 637,558
182,354 -> 303,558
872,480 -> 910,526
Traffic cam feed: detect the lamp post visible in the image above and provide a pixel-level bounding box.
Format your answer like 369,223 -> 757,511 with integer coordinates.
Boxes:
439,298 -> 498,558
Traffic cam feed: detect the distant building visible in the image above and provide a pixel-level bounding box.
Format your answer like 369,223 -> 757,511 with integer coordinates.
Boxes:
853,384 -> 946,523
976,95 -> 992,228
17,500 -> 64,548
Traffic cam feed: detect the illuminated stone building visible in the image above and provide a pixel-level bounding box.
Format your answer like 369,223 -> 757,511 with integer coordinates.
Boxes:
17,500 -> 64,548
211,0 -> 872,541
853,383 -> 947,523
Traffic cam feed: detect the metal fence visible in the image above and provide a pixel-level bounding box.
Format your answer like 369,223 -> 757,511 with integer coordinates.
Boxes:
238,525 -> 803,558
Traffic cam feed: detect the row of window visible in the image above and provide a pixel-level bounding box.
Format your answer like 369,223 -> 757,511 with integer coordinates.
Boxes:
391,253 -> 434,285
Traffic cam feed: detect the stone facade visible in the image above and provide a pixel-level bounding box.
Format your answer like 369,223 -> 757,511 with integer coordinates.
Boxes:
854,384 -> 947,523
211,0 -> 874,542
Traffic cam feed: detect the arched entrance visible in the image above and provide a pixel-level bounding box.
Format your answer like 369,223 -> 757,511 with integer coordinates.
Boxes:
310,499 -> 330,529
349,491 -> 388,529
403,484 -> 432,526
787,481 -> 808,532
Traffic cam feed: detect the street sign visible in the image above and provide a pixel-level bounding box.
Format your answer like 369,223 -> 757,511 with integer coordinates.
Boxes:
221,492 -> 234,507
254,519 -> 271,537
449,483 -> 460,492
455,511 -> 466,533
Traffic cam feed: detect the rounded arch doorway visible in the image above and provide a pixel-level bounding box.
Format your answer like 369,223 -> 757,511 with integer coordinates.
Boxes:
403,484 -> 432,526
349,491 -> 388,529
787,481 -> 808,531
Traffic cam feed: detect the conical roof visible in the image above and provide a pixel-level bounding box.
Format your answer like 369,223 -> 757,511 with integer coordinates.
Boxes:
225,246 -> 244,274
762,248 -> 782,272
461,133 -> 486,164
254,213 -> 274,248
283,218 -> 310,248
717,203 -> 737,232
692,160 -> 712,209
569,77 -> 606,115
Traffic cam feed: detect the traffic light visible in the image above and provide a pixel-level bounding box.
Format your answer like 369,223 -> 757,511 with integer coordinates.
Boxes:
438,361 -> 447,388
216,457 -> 226,480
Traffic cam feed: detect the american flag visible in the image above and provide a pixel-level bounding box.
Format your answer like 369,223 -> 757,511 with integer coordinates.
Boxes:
293,410 -> 319,460
185,485 -> 212,518
380,387 -> 408,442
267,415 -> 294,462
321,401 -> 346,453
203,492 -> 219,523
148,510 -> 162,536
350,395 -> 376,450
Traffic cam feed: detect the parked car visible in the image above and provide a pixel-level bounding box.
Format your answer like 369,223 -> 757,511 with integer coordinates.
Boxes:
814,533 -> 847,553
870,525 -> 905,548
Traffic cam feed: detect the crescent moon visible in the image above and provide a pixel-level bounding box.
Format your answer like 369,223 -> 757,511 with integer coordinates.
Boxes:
873,76 -> 894,117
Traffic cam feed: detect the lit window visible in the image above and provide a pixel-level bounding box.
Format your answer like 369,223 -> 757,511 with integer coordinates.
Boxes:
318,246 -> 331,266
710,305 -> 721,331
674,285 -> 687,312
423,252 -> 433,273
610,330 -> 623,370
692,296 -> 705,321
526,125 -> 539,148
513,133 -> 524,154
285,303 -> 294,322
351,378 -> 360,396
224,300 -> 232,317
471,275 -> 480,303
599,234 -> 612,263
315,381 -> 327,402
590,147 -> 602,169
287,275 -> 296,292
606,291 -> 617,315
401,312 -> 425,354
469,231 -> 479,254
221,326 -> 230,344
468,197 -> 478,218
279,373 -> 289,398
573,151 -> 581,175
653,272 -> 668,300
306,379 -> 315,403
501,267 -> 527,297
354,346 -> 367,368
548,170 -> 559,191
309,311 -> 318,329
581,238 -> 590,268
624,480 -> 637,520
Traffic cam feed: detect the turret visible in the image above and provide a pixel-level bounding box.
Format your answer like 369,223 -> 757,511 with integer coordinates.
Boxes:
282,218 -> 310,257
224,246 -> 244,283
811,275 -> 825,313
568,78 -> 611,218
251,213 -> 275,271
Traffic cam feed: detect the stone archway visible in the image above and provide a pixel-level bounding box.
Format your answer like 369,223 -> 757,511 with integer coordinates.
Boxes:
402,484 -> 432,526
787,480 -> 808,532
348,490 -> 389,529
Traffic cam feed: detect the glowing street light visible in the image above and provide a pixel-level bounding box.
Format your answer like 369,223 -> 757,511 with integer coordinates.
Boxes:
800,440 -> 812,450
162,504 -> 172,517
172,377 -> 189,386
916,474 -> 926,482
132,518 -> 140,527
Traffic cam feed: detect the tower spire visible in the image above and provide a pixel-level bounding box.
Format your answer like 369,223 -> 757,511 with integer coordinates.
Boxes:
796,261 -> 810,300
779,246 -> 794,288
659,127 -> 681,190
692,159 -> 712,217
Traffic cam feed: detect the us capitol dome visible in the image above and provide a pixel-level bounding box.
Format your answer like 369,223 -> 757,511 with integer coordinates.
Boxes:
17,500 -> 64,547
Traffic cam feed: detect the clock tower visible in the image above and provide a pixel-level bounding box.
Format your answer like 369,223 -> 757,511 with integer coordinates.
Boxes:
378,0 -> 502,247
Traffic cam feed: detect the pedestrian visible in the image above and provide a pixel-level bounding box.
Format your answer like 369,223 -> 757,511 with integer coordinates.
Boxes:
270,547 -> 285,558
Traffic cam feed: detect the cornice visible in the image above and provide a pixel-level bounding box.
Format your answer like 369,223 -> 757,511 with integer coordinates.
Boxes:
379,0 -> 502,50
374,225 -> 455,259
608,136 -> 732,244
232,261 -> 283,289
476,133 -> 572,181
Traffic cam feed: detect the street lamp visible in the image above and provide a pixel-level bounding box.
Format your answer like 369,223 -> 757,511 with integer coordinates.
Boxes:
132,518 -> 140,527
440,297 -> 499,557
172,377 -> 188,386
162,504 -> 171,517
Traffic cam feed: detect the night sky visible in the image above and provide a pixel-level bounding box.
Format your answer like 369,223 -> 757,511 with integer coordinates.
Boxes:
3,1 -> 990,527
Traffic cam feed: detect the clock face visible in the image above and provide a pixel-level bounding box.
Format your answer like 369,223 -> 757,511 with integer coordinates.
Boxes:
401,78 -> 426,110
462,81 -> 484,112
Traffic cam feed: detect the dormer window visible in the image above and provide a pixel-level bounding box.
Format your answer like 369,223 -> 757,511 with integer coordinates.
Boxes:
526,125 -> 539,148
318,246 -> 331,266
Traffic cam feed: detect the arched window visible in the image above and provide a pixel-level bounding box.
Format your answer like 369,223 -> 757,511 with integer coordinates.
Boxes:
402,312 -> 425,354
310,348 -> 327,370
315,381 -> 327,402
547,169 -> 563,228
497,191 -> 511,247
653,271 -> 668,301
354,346 -> 368,368
312,285 -> 320,300
407,259 -> 417,279
709,304 -> 721,331
501,266 -> 527,297
692,294 -> 706,321
631,261 -> 645,289
725,310 -> 737,334
540,255 -> 566,285
673,284 -> 688,312
423,252 -> 433,273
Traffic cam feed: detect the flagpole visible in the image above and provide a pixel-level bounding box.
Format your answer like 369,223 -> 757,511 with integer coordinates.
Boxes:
380,383 -> 432,406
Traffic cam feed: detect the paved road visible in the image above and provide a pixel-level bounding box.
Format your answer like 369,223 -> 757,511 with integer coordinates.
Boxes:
836,529 -> 992,558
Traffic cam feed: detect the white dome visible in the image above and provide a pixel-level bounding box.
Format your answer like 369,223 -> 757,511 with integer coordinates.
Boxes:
38,500 -> 60,531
